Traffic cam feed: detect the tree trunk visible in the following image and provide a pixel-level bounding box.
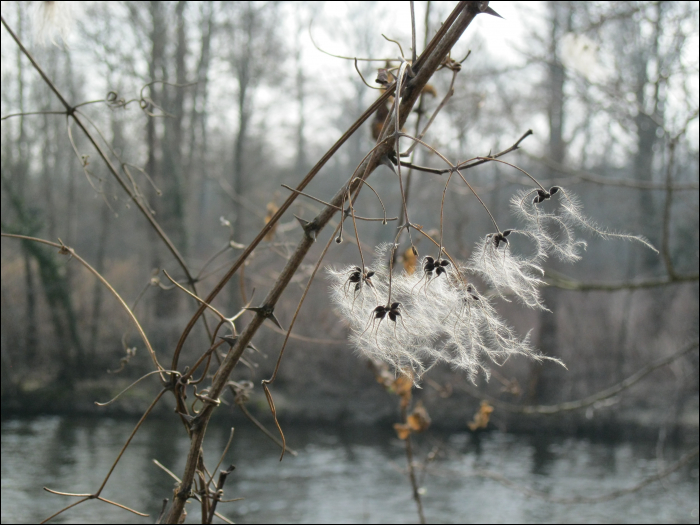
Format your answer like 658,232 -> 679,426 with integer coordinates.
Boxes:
530,1 -> 572,403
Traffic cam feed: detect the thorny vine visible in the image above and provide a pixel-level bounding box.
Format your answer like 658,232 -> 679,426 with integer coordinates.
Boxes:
1,1 -> 696,524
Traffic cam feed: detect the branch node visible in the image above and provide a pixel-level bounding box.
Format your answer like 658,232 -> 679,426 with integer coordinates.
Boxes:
175,484 -> 193,502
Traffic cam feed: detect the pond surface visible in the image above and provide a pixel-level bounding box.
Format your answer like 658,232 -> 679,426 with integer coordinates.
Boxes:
1,415 -> 698,523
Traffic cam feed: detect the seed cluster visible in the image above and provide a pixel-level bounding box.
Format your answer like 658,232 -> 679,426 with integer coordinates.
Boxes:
328,186 -> 656,383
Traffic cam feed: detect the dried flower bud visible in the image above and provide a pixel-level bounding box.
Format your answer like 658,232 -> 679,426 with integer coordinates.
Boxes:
375,69 -> 390,85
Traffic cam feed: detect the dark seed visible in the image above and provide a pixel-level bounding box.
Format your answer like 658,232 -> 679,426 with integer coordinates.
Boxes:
534,189 -> 549,204
366,271 -> 375,278
502,229 -> 512,237
549,186 -> 560,195
391,302 -> 400,310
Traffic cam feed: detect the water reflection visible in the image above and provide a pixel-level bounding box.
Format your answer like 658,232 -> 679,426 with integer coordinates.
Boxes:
1,416 -> 698,523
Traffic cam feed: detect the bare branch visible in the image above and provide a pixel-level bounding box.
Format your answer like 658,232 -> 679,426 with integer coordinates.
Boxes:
545,269 -> 698,291
458,340 -> 698,415
165,4 -> 481,520
1,234 -> 164,373
528,153 -> 699,191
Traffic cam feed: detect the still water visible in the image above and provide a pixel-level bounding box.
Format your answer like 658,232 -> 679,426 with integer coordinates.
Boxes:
1,415 -> 698,524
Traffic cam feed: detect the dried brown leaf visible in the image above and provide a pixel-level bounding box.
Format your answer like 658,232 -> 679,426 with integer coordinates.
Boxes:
264,201 -> 279,241
407,401 -> 431,433
394,423 -> 412,440
402,246 -> 418,274
422,84 -> 437,97
468,400 -> 494,431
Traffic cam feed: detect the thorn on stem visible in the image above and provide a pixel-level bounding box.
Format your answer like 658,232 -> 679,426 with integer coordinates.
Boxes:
294,215 -> 318,241
220,335 -> 238,347
244,305 -> 285,331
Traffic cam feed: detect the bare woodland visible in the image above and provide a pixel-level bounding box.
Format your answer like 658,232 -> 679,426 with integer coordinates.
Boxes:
1,1 -> 698,523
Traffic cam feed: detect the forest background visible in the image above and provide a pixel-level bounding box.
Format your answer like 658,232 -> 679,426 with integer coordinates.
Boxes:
1,0 -> 698,441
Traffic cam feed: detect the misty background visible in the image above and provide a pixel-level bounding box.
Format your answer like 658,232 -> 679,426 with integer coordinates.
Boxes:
1,1 -> 698,434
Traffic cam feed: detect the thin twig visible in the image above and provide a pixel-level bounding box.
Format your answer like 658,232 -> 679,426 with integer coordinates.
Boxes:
1,234 -> 164,373
382,33 -> 405,58
0,15 -> 197,286
263,224 -> 339,460
458,340 -> 698,415
95,389 -> 168,494
153,459 -> 180,483
402,405 -> 426,524
444,129 -> 534,172
410,1 -> 417,65
41,389 -> 167,523
95,370 -> 180,406
94,497 -> 149,517
281,184 -> 396,222
236,402 -> 298,457
661,140 -> 679,279
206,428 -> 236,490
2,110 -> 67,120
545,269 -> 699,291
309,21 -> 397,62
354,58 -> 383,90
400,132 -> 502,232
39,498 -> 91,524
403,69 -> 459,157
527,153 -> 699,191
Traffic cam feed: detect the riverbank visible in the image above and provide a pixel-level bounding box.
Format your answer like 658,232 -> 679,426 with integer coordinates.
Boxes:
3,378 -> 698,445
